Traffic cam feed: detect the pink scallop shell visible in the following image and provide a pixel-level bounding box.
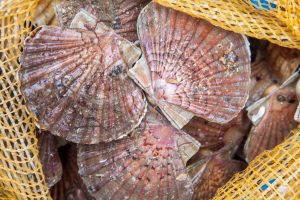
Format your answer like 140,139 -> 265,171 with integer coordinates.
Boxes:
77,108 -> 200,199
245,86 -> 298,162
131,2 -> 251,127
37,130 -> 62,187
20,20 -> 146,144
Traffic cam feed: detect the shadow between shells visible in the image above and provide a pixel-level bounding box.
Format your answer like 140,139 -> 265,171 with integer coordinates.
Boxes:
21,1 -> 253,200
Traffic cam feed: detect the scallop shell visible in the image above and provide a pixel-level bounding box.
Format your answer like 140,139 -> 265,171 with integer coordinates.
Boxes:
37,130 -> 62,187
33,0 -> 61,26
189,152 -> 246,200
56,0 -> 150,42
20,11 -> 146,144
266,44 -> 300,83
77,108 -> 200,199
247,60 -> 274,106
245,86 -> 298,162
130,2 -> 251,128
183,113 -> 243,151
50,144 -> 94,200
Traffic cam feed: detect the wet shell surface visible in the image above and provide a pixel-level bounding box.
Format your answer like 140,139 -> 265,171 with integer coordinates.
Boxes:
77,108 -> 200,199
37,131 -> 62,187
247,60 -> 274,107
266,44 -> 300,83
189,153 -> 246,200
20,11 -> 146,144
33,0 -> 60,26
50,145 -> 94,200
245,86 -> 298,162
183,113 -> 243,151
130,2 -> 251,128
56,0 -> 150,42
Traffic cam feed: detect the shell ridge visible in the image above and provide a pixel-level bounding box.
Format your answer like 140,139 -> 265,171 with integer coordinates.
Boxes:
47,59 -> 96,129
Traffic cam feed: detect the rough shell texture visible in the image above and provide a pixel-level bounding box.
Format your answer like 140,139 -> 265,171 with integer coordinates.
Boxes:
50,145 -> 94,200
266,44 -> 300,83
247,60 -> 274,106
20,16 -> 147,144
183,113 -> 243,151
56,0 -> 150,42
189,153 -> 246,200
37,131 -> 62,187
245,86 -> 298,162
132,2 -> 251,127
33,0 -> 60,26
77,108 -> 200,199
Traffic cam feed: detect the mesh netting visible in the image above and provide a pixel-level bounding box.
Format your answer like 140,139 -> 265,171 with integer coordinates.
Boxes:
0,0 -> 50,199
214,127 -> 300,199
154,0 -> 300,50
1,0 -> 299,199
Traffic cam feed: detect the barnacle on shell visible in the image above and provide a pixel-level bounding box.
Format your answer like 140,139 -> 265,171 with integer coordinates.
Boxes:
21,11 -> 147,144
245,85 -> 298,162
129,2 -> 251,129
56,0 -> 150,42
77,108 -> 200,199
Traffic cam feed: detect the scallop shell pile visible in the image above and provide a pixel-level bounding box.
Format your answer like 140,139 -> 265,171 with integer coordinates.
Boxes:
21,1 -> 300,199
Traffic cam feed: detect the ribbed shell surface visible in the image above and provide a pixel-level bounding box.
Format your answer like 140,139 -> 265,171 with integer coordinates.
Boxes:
20,24 -> 146,144
245,87 -> 298,162
77,109 -> 200,200
56,0 -> 150,42
135,2 -> 251,125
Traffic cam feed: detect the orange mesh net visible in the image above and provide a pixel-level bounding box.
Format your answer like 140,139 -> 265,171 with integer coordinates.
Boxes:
214,127 -> 300,199
154,0 -> 300,50
0,0 -> 50,199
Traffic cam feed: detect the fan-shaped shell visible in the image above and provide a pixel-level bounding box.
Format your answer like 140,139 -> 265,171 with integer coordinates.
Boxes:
245,86 -> 298,162
183,113 -> 243,151
37,130 -> 62,187
247,60 -> 274,106
56,0 -> 150,42
33,0 -> 60,26
20,11 -> 146,144
189,153 -> 246,200
266,44 -> 300,83
50,145 -> 94,200
77,108 -> 200,199
130,2 -> 251,128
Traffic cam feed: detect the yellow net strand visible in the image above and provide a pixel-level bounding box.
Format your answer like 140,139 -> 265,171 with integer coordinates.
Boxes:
154,0 -> 300,50
0,0 -> 50,199
212,127 -> 300,199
